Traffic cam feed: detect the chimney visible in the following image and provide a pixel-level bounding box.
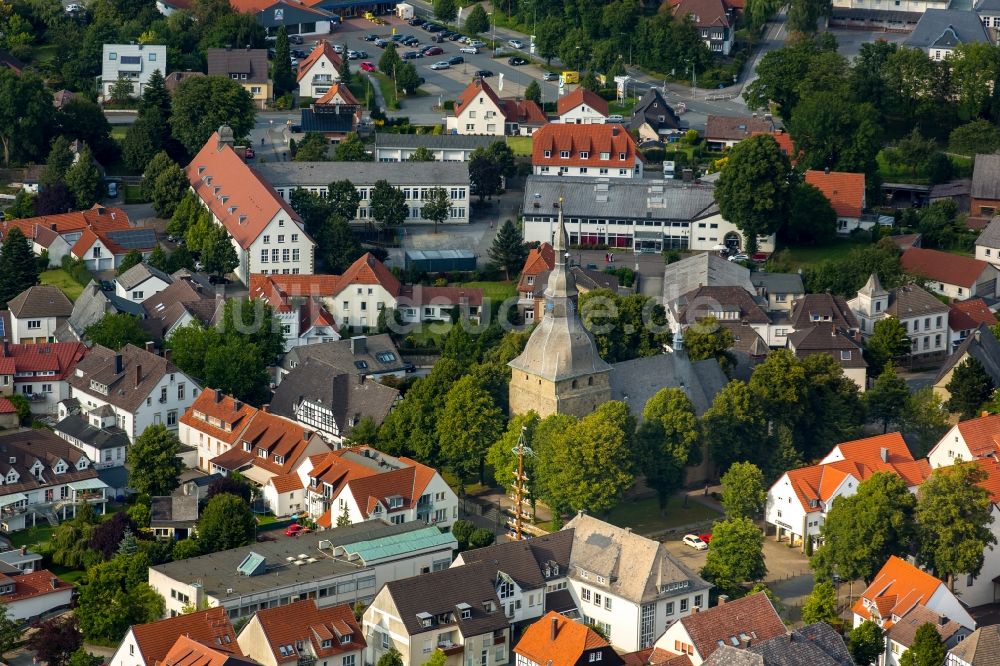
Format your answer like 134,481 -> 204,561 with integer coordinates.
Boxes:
611,126 -> 619,137
690,606 -> 699,614
114,354 -> 123,374
939,615 -> 948,626
215,390 -> 223,403
717,595 -> 728,605
880,447 -> 889,463
135,364 -> 142,388
351,337 -> 366,355
49,223 -> 56,231
234,400 -> 242,411
550,616 -> 558,641
164,349 -> 172,362
145,341 -> 155,353
740,637 -> 752,649
19,546 -> 25,556
358,373 -> 364,385
261,404 -> 269,413
217,125 -> 235,150
824,166 -> 830,175
50,578 -> 59,589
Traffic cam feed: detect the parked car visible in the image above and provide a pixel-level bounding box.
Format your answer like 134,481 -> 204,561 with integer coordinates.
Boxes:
606,114 -> 624,123
468,39 -> 485,47
424,46 -> 444,56
332,44 -> 344,53
244,147 -> 255,159
699,533 -> 713,544
507,39 -> 524,49
291,49 -> 306,58
475,69 -> 494,78
289,34 -> 303,44
408,16 -> 424,26
363,33 -> 379,41
728,253 -> 749,263
682,534 -> 708,550
360,61 -> 376,72
355,50 -> 369,59
65,3 -> 83,11
106,181 -> 118,198
374,38 -> 389,47
285,523 -> 311,537
430,61 -> 450,70
542,71 -> 559,81
402,51 -> 421,59
508,57 -> 528,66
447,32 -> 461,41
390,34 -> 404,42
426,23 -> 443,32
459,46 -> 479,54
99,279 -> 114,292
447,55 -> 464,65
347,50 -> 360,59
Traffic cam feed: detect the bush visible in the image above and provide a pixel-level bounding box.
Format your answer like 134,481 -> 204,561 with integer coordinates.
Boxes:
443,100 -> 455,111
60,255 -> 94,286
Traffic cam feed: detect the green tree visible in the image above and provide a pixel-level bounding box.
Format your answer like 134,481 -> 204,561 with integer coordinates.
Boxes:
142,152 -> 176,201
0,603 -> 19,660
423,649 -> 448,666
946,357 -> 995,419
377,649 -> 403,666
464,3 -> 489,34
408,146 -> 435,162
469,149 -> 502,202
201,225 -> 239,277
488,219 -> 527,281
43,136 -> 75,188
865,317 -> 911,377
902,387 -> 949,457
6,190 -> 35,219
682,316 -> 735,369
185,209 -> 216,255
720,462 -> 766,520
487,414 -> 540,496
328,180 -> 361,220
109,76 -> 136,106
64,145 -> 102,209
147,245 -> 169,272
138,68 -> 171,125
198,493 -> 257,553
433,0 -> 457,23
899,623 -> 946,666
122,116 -> 163,174
396,62 -> 421,95
436,375 -> 504,487
0,69 -> 54,166
76,552 -> 163,643
950,119 -> 1000,156
784,181 -> 837,245
369,180 -> 408,233
800,581 -> 838,625
421,187 -> 452,234
116,251 -> 143,276
849,620 -> 885,666
272,26 -> 296,98
7,394 -> 29,425
332,133 -> 368,161
535,16 -> 561,65
294,133 -> 330,161
172,538 -> 202,561
27,615 -> 82,666
84,314 -> 149,350
524,80 -> 541,104
171,77 -> 255,155
715,135 -> 791,255
579,290 -> 671,363
152,162 -> 192,218
128,424 -> 183,496
700,517 -> 767,597
324,216 -> 363,273
635,388 -> 700,509
702,380 -> 771,474
67,650 -> 104,666
916,463 -> 997,588
379,44 -> 402,78
0,227 -> 37,308
866,364 -> 910,433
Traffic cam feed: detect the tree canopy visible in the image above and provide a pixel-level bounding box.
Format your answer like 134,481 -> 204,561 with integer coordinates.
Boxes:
198,492 -> 257,553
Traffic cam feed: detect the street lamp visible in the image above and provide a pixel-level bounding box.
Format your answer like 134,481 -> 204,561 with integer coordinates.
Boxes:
686,60 -> 697,94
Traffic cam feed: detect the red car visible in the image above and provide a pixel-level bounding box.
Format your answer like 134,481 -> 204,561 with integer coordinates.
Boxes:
285,523 -> 310,537
360,61 -> 376,72
424,46 -> 444,56
699,533 -> 713,544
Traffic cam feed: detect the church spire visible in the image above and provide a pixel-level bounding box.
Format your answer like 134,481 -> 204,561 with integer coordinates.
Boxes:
544,201 -> 576,307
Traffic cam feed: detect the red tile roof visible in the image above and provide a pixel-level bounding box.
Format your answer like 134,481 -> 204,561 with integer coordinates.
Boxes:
157,635 -> 253,666
454,78 -> 505,118
954,413 -> 1000,458
0,398 -> 16,415
336,253 -> 401,296
950,298 -> 997,331
186,132 -> 305,250
532,124 -> 643,169
269,473 -> 302,494
753,130 -> 798,165
557,88 -> 609,118
209,407 -> 322,477
515,612 -> 612,666
316,83 -> 359,107
676,593 -> 786,660
397,285 -> 483,307
0,205 -> 130,241
0,342 -> 86,381
523,243 -> 555,275
297,41 -> 343,82
804,170 -> 866,218
902,247 -> 991,289
253,599 -> 365,664
670,0 -> 731,29
853,556 -> 946,625
131,607 -> 236,666
0,569 -> 74,604
180,389 -> 257,446
71,227 -> 155,258
501,99 -> 547,127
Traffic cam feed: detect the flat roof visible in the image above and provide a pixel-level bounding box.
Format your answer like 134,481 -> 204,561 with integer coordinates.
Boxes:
404,249 -> 476,260
342,526 -> 457,562
253,162 -> 470,188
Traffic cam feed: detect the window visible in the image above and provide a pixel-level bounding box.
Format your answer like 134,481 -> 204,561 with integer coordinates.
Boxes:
263,235 -> 270,244
260,249 -> 268,263
594,593 -> 602,606
27,320 -> 40,330
694,594 -> 702,608
619,152 -> 626,160
544,150 -> 551,158
292,234 -> 299,242
560,151 -> 570,158
604,596 -> 611,610
109,52 -> 117,60
581,588 -> 591,602
680,598 -> 688,612
840,350 -> 851,361
580,151 -> 589,159
167,410 -> 177,426
343,656 -> 355,666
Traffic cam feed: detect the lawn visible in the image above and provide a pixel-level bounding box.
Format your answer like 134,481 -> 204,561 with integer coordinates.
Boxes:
605,496 -> 721,535
460,281 -> 517,302
506,136 -> 532,156
609,98 -> 638,116
110,126 -> 128,141
9,524 -> 56,550
124,184 -> 148,204
40,269 -> 85,301
777,240 -> 870,270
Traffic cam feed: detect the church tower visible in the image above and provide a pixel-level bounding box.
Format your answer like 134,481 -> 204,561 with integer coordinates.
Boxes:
508,205 -> 612,418
855,272 -> 889,336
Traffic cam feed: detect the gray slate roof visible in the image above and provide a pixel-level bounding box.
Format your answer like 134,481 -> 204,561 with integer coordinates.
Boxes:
886,284 -> 950,318
886,604 -> 965,649
675,286 -> 772,325
976,0 -> 1000,11
253,161 -> 470,187
973,154 -> 1000,200
789,294 -> 858,330
630,88 -> 682,132
523,176 -> 719,222
68,344 -> 190,412
207,48 -> 269,84
977,216 -> 1000,249
373,133 -> 499,151
53,413 -> 129,451
662,253 -> 755,307
8,285 -> 73,319
904,9 -> 991,49
948,624 -> 1000,665
610,351 -> 728,416
57,281 -> 144,342
705,623 -> 853,666
117,263 -> 173,292
787,323 -> 867,369
457,529 -> 575,592
151,495 -> 199,527
750,272 -> 804,296
281,334 -> 407,376
935,324 -> 1000,385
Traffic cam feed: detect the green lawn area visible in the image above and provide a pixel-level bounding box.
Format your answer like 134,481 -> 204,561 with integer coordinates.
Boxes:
110,126 -> 128,141
9,524 -> 56,550
124,184 -> 148,204
460,281 -> 517,302
609,98 -> 638,116
40,269 -> 85,301
606,496 -> 721,535
48,564 -> 87,584
777,239 -> 870,270
507,136 -> 532,156
28,44 -> 59,66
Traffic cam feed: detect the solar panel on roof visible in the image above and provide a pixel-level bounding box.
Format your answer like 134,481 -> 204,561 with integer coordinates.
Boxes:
106,229 -> 156,250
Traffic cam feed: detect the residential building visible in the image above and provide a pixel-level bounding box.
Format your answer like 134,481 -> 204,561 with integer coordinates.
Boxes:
71,227 -> 158,272
7,285 -> 72,344
0,548 -> 43,573
363,561 -> 513,666
139,278 -> 225,343
703,622 -> 854,666
0,429 -> 112,532
160,635 -> 260,666
948,624 -> 1000,665
927,404 -> 1000,469
671,285 -> 775,345
653,593 -> 786,666
446,78 -> 547,136
269,359 -> 398,445
109,608 -> 237,666
520,177 -> 776,255
116,263 -> 174,304
301,84 -> 363,140
935,326 -> 1000,403
56,280 -> 146,343
297,41 -> 342,99
149,521 -> 457,619
749,271 -> 804,313
629,89 -> 683,141
787,323 -> 867,391
978,0 -> 1000,36
280,334 -> 408,381
249,273 -> 340,351
830,0 -> 944,30
0,341 -> 87,415
151,495 -> 199,540
256,162 -> 471,226
704,115 -> 775,150
949,298 -> 997,350
156,0 -> 192,15
531,124 -> 643,179
516,242 -> 621,321
0,398 -> 17,429
849,274 -> 950,359
670,0 -> 735,54
54,402 -> 129,469
556,88 -> 610,125
237,599 -> 365,666
100,43 -> 166,98
207,47 -> 271,109
975,215 -> 1000,268
902,247 -> 1000,300
804,170 -> 868,234
904,9 -> 993,60
298,447 -> 456,528
179,388 -> 256,473
766,432 -> 931,551
502,98 -> 548,136
884,605 -> 969,666
186,127 -> 315,283
0,205 -> 131,266
67,343 -> 201,440
515,612 -> 623,666
853,556 -> 975,632
972,154 -> 1000,217
0,569 -> 73,622
373,133 -> 498,162
662,252 -> 756,308
164,70 -> 204,91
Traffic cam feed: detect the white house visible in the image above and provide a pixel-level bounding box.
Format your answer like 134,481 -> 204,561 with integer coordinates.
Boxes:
0,341 -> 87,415
0,570 -> 74,622
902,247 -> 1000,301
100,44 -> 166,99
929,414 -> 1000,471
186,127 -> 315,284
109,607 -> 236,666
556,88 -> 609,125
883,599 -> 971,665
115,263 -> 173,304
849,274 -> 951,359
70,228 -> 157,272
237,599 -> 366,666
948,299 -> 998,351
297,41 -> 341,99
54,403 -> 129,469
531,124 -> 643,179
66,343 -> 201,441
904,9 -> 993,61
249,273 -> 340,351
447,78 -> 508,136
0,205 -> 132,267
974,216 -> 1000,268
7,285 -> 72,345
805,170 -> 869,234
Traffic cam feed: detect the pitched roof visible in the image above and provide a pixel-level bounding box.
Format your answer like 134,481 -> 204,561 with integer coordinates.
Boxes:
532,124 -> 642,169
522,243 -> 556,277
501,98 -> 547,127
705,623 -> 853,666
315,83 -> 359,107
754,130 -> 798,165
181,388 -> 257,446
557,88 -> 609,118
297,41 -> 342,82
786,323 -> 866,368
7,285 -> 73,319
901,247 -> 991,288
948,624 -> 1000,664
54,413 -> 129,451
337,253 -> 401,297
130,607 -> 236,666
458,530 -> 575,591
117,263 -> 174,292
157,634 -> 256,666
675,285 -> 771,325
705,115 -> 774,142
207,48 -> 269,84
0,205 -> 130,241
151,495 -> 200,527
676,593 -> 786,661
268,473 -> 302,494
935,325 -> 1000,388
671,0 -> 731,28
886,604 -> 964,648
853,556 -> 947,624
0,341 -> 86,381
789,293 -> 858,330
975,216 -> 1000,249
282,334 -> 407,376
954,411 -> 1000,458
253,599 -> 365,662
886,283 -> 949,319
186,131 -> 306,250
904,9 -> 992,50
974,154 -> 1000,201
454,78 -> 504,118
208,407 -> 324,477
71,228 -> 157,258
661,253 -> 755,308
68,344 -> 191,412
804,170 -> 865,218
141,279 -> 224,340
631,89 -> 681,132
950,298 -> 997,331
516,612 -> 619,666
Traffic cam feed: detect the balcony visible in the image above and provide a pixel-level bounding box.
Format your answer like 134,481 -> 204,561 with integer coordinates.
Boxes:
493,635 -> 506,646
298,657 -> 316,666
440,645 -> 464,657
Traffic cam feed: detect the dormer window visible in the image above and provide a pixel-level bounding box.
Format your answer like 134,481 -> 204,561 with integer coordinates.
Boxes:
321,640 -> 332,649
340,635 -> 351,645
461,609 -> 471,619
579,151 -> 589,159
273,454 -> 284,464
243,442 -> 252,452
560,151 -> 570,158
544,150 -> 551,158
258,449 -> 267,458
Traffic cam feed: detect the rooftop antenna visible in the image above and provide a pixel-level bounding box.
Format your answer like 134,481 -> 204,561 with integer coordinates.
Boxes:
510,426 -> 534,541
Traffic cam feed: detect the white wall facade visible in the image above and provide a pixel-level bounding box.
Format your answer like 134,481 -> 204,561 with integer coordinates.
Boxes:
261,483 -> 305,517
108,628 -> 146,666
447,91 -> 506,136
298,55 -> 341,99
71,371 -> 199,441
11,314 -> 60,344
273,184 -> 471,226
101,44 -> 167,98
5,587 -> 74,622
558,105 -> 608,125
116,274 -> 171,303
17,378 -> 72,415
533,163 -> 640,179
238,213 -> 315,283
927,423 -> 977,469
375,147 -> 478,162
